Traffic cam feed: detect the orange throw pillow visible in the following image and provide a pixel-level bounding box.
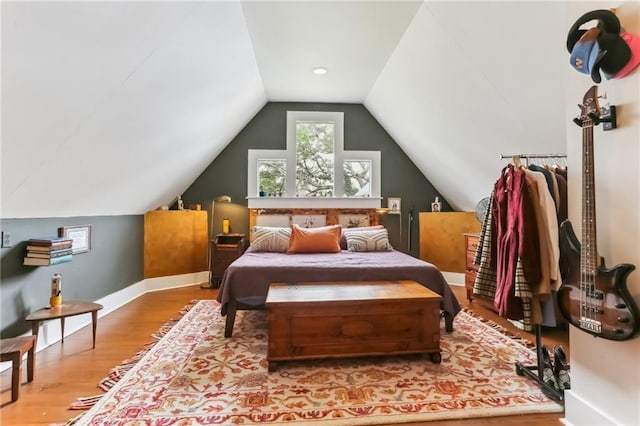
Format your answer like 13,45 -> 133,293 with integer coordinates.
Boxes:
288,224 -> 342,254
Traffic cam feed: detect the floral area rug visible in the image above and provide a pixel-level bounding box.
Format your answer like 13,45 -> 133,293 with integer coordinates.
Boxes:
69,300 -> 562,425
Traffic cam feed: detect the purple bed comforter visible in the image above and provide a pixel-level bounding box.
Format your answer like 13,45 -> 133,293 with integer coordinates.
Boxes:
216,250 -> 461,320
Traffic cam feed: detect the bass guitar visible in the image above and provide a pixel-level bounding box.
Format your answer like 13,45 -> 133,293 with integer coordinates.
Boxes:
558,85 -> 640,341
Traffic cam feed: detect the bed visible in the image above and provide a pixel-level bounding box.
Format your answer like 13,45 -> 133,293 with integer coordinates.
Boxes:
216,249 -> 461,337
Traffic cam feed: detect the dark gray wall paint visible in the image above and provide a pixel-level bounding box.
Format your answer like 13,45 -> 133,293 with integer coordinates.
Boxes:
0,216 -> 143,338
183,102 -> 450,254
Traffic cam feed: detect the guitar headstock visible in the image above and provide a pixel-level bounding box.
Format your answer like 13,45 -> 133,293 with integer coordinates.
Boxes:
577,85 -> 602,125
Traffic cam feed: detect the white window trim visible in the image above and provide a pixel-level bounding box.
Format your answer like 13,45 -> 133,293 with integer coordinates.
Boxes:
340,151 -> 380,197
247,111 -> 381,209
248,149 -> 290,198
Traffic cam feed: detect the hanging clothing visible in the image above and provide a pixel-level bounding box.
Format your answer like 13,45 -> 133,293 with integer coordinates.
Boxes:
529,165 -> 558,211
472,159 -> 567,331
554,167 -> 569,280
493,165 -> 524,317
554,168 -> 568,223
525,168 -> 561,289
493,164 -> 541,318
473,192 -> 498,300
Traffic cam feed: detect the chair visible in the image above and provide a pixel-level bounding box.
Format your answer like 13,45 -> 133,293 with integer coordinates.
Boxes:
1,336 -> 36,402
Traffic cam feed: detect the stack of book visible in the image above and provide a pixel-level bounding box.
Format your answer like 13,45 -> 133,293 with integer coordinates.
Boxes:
24,237 -> 73,266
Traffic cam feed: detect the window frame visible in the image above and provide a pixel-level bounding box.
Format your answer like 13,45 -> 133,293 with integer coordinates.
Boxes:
247,111 -> 381,208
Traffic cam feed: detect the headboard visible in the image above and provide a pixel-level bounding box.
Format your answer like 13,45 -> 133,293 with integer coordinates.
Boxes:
248,208 -> 381,242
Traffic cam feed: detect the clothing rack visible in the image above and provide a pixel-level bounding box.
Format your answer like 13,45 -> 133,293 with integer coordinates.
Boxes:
499,153 -> 567,167
499,152 -> 568,404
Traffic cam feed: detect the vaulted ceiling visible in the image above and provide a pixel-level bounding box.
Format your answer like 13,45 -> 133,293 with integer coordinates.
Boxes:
1,1 -> 570,218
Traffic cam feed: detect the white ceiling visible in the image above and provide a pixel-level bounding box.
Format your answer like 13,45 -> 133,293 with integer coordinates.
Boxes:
1,1 -> 573,218
242,1 -> 422,102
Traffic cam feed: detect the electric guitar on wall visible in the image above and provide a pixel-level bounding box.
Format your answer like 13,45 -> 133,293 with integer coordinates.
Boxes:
558,85 -> 640,341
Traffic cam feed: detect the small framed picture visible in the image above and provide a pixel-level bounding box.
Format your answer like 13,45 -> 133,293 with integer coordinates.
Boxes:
59,225 -> 92,254
431,196 -> 442,212
387,197 -> 401,215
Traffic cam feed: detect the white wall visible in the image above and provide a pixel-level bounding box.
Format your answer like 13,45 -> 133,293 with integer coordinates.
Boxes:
563,3 -> 640,425
366,1 -> 568,212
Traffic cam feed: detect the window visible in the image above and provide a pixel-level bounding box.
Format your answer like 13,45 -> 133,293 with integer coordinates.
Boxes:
343,160 -> 371,197
258,159 -> 286,196
248,111 -> 380,208
295,119 -> 335,197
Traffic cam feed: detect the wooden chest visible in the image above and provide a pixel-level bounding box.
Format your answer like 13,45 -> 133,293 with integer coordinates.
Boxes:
265,280 -> 442,371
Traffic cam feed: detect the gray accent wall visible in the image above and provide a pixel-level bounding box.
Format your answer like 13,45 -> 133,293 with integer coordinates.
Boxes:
0,216 -> 143,337
183,102 -> 450,255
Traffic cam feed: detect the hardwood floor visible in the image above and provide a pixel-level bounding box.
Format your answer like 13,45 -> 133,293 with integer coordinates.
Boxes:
0,283 -> 568,425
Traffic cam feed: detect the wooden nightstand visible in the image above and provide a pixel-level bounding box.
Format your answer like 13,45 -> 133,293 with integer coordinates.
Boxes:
210,233 -> 246,288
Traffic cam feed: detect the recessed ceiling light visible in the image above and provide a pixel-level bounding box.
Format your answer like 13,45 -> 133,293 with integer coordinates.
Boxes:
312,67 -> 328,75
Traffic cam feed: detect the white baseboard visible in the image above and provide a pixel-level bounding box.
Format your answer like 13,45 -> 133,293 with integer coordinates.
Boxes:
1,271 -> 208,373
563,390 -> 617,426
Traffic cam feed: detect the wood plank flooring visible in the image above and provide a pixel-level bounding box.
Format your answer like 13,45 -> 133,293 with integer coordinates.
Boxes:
0,284 -> 568,425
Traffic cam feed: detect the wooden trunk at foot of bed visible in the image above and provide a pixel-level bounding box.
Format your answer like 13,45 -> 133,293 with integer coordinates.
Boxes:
265,280 -> 443,370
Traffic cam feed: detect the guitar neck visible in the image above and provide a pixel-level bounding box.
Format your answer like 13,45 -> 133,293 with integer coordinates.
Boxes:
582,120 -> 599,273
558,85 -> 640,341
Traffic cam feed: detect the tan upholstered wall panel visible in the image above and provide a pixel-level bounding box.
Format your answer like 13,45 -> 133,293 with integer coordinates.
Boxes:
248,209 -> 380,242
419,212 -> 481,273
144,210 -> 208,278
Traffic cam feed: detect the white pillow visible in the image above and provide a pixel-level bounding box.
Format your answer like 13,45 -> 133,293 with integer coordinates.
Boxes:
247,226 -> 291,252
344,228 -> 393,252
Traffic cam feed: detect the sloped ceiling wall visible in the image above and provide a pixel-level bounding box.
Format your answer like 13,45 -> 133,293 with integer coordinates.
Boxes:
2,1 -> 570,218
366,1 -> 569,210
2,2 -> 265,218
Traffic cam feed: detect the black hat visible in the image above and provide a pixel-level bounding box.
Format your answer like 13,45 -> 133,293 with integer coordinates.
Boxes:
566,9 -> 620,53
567,9 -> 632,83
594,31 -> 632,79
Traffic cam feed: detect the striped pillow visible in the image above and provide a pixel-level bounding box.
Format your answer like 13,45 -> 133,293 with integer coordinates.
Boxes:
247,226 -> 291,252
344,228 -> 393,252
339,225 -> 384,249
